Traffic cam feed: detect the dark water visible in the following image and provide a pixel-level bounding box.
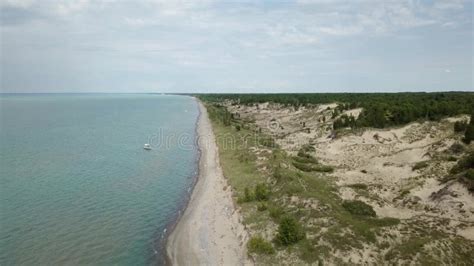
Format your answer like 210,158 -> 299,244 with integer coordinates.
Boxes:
0,94 -> 199,265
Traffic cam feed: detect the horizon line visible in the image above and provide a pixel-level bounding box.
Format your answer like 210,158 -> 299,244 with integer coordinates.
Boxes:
1,90 -> 473,95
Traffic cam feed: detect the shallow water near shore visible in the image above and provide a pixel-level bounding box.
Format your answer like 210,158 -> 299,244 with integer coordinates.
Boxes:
0,94 -> 199,265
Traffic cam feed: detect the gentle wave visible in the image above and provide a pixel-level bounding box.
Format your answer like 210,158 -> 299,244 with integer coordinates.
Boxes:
0,94 -> 199,265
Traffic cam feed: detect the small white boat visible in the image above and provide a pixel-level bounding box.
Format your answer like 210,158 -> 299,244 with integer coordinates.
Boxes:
143,144 -> 152,150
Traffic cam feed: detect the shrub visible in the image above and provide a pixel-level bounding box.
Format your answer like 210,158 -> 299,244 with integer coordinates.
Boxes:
454,121 -> 467,132
450,152 -> 474,174
255,183 -> 270,201
449,143 -> 464,154
446,155 -> 458,162
292,161 -> 314,172
461,169 -> 474,191
463,114 -> 474,144
239,187 -> 254,202
412,161 -> 428,171
370,217 -> 400,227
257,203 -> 267,211
464,128 -> 474,144
313,165 -> 334,172
342,200 -> 376,217
460,169 -> 474,192
292,161 -> 334,173
275,216 -> 305,245
466,169 -> 474,181
399,190 -> 410,197
297,150 -> 313,159
235,124 -> 241,131
247,236 -> 275,254
273,167 -> 283,181
293,155 -> 318,164
347,183 -> 368,190
268,205 -> 284,220
273,167 -> 299,182
272,167 -> 284,181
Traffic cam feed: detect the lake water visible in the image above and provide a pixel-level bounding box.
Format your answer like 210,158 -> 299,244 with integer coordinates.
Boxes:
0,94 -> 199,265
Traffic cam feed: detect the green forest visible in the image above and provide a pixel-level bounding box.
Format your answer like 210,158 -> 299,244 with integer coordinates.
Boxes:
197,92 -> 474,141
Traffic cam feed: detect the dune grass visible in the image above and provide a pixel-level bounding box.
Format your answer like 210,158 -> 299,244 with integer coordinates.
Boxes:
204,102 -> 473,265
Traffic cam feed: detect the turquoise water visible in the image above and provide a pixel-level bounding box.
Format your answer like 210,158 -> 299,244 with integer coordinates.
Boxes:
0,94 -> 199,265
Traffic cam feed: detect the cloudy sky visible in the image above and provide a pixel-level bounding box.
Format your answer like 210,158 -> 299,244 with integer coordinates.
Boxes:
0,0 -> 472,93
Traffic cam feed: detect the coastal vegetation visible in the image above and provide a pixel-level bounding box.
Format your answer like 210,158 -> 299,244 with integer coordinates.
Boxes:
463,113 -> 474,144
247,236 -> 275,255
199,92 -> 474,129
200,94 -> 474,264
342,200 -> 376,217
454,113 -> 474,144
275,216 -> 305,246
412,161 -> 429,171
450,151 -> 474,175
450,151 -> 474,191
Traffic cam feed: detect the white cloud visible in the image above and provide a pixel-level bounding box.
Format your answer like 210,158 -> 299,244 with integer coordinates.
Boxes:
434,0 -> 464,10
0,0 -> 35,8
54,0 -> 91,16
318,25 -> 363,36
1,0 -> 472,92
442,21 -> 458,28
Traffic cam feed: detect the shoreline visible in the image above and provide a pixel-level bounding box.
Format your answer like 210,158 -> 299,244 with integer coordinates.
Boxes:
165,99 -> 251,265
158,98 -> 203,266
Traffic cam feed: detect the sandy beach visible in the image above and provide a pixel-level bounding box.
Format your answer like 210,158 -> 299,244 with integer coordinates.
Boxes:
166,100 -> 251,265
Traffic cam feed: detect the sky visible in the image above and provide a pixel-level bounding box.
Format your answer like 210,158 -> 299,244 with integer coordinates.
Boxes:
0,0 -> 473,93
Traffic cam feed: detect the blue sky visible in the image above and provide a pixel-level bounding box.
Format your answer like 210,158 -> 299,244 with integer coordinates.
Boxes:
1,0 -> 472,93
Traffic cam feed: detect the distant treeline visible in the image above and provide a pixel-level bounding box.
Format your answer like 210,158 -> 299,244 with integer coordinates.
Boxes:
197,92 -> 474,129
